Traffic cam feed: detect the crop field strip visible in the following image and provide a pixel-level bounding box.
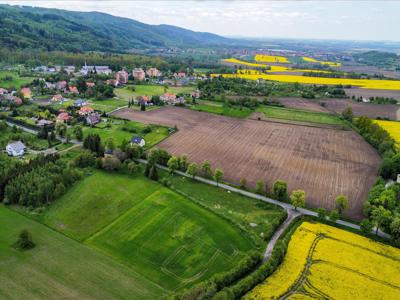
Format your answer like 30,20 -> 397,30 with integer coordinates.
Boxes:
246,222 -> 400,299
113,107 -> 381,219
41,171 -> 252,292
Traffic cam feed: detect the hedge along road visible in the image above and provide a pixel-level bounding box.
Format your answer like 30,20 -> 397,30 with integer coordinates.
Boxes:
138,158 -> 390,257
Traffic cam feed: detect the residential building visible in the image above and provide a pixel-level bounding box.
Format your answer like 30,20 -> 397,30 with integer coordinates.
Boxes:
45,82 -> 56,89
6,141 -> 26,156
56,81 -> 67,90
86,82 -> 95,88
56,112 -> 71,123
134,95 -> 151,106
73,99 -> 87,107
21,87 -> 32,99
0,88 -> 8,95
131,136 -> 146,147
52,94 -> 64,102
79,106 -> 94,116
106,79 -> 119,87
132,68 -> 146,81
80,64 -> 112,76
191,90 -> 201,99
116,71 -> 129,84
68,86 -> 79,94
146,68 -> 161,77
174,71 -> 186,78
86,112 -> 101,126
160,93 -> 185,105
37,119 -> 54,127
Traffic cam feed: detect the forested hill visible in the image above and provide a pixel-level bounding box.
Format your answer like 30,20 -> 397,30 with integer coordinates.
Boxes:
0,4 -> 243,52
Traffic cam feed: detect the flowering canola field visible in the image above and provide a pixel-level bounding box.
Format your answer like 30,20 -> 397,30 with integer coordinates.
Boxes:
245,222 -> 400,300
213,72 -> 400,90
374,120 -> 400,145
255,54 -> 289,63
302,56 -> 342,67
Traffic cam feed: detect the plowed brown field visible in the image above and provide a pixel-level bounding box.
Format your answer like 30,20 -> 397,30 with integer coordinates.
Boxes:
113,107 -> 381,219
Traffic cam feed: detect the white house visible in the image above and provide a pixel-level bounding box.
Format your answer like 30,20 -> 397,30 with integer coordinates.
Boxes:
6,141 -> 26,156
131,136 -> 146,147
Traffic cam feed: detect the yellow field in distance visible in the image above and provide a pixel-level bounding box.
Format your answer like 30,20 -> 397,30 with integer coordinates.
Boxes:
245,222 -> 400,300
255,54 -> 289,63
213,72 -> 400,90
302,56 -> 342,67
222,58 -> 269,68
374,120 -> 400,145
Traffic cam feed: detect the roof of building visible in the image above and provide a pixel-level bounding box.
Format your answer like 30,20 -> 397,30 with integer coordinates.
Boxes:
74,99 -> 86,105
57,112 -> 71,121
7,141 -> 26,152
79,106 -> 94,115
131,136 -> 144,144
38,119 -> 53,126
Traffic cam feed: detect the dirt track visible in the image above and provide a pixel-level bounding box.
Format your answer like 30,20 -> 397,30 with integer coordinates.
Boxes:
113,107 -> 381,219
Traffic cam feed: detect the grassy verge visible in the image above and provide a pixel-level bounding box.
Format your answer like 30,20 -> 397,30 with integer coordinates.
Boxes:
257,105 -> 346,126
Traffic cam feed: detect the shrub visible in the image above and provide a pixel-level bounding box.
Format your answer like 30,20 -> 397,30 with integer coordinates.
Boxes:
273,180 -> 287,201
14,229 -> 35,250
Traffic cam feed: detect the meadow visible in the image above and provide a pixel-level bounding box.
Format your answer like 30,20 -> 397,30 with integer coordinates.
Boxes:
0,205 -> 163,299
374,120 -> 400,145
40,171 -> 254,291
246,221 -> 400,299
257,105 -> 347,126
82,119 -> 169,148
189,100 -> 254,118
115,85 -> 195,100
216,72 -> 400,90
0,71 -> 34,89
0,123 -> 49,151
87,98 -> 129,113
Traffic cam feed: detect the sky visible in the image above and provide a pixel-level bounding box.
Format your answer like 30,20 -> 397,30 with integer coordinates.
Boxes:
1,1 -> 399,41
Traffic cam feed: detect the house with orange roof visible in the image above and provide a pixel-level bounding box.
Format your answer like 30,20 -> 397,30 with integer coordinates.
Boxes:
21,87 -> 32,99
52,94 -> 64,102
86,82 -> 95,88
79,106 -> 94,116
56,112 -> 71,123
68,86 -> 79,94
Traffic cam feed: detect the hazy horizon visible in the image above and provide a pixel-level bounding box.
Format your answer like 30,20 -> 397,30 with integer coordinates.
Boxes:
1,1 -> 400,42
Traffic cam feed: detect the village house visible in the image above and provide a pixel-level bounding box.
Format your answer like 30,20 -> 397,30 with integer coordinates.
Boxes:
68,86 -> 79,95
191,90 -> 201,99
132,68 -> 146,81
160,93 -> 185,105
174,71 -> 186,78
106,79 -> 119,87
79,106 -> 94,116
37,119 -> 54,127
116,70 -> 129,84
131,136 -> 146,147
21,87 -> 32,99
45,82 -> 56,89
0,88 -> 8,95
146,68 -> 161,77
134,95 -> 151,106
52,94 -> 64,102
56,81 -> 67,90
73,99 -> 87,107
86,112 -> 101,126
86,82 -> 95,88
6,141 -> 26,157
56,112 -> 71,123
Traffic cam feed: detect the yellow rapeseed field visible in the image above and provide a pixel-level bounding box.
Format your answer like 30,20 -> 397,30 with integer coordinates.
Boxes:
255,54 -> 289,64
245,222 -> 400,300
213,72 -> 400,90
302,56 -> 342,67
222,58 -> 269,68
374,120 -> 400,145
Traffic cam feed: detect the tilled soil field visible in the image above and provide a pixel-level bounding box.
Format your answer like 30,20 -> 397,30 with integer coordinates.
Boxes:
113,107 -> 381,219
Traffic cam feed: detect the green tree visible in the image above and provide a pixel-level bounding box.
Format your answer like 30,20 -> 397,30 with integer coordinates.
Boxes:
178,154 -> 188,171
83,134 -> 103,157
273,180 -> 287,201
201,160 -> 212,178
55,122 -> 67,137
371,206 -> 392,235
360,219 -> 373,234
14,229 -> 35,250
342,106 -> 353,122
255,180 -> 264,195
187,163 -> 198,179
317,207 -> 327,220
335,195 -> 349,215
214,169 -> 224,186
329,209 -> 340,223
290,189 -> 305,211
167,156 -> 179,174
73,125 -> 83,141
390,217 -> 400,244
105,138 -> 115,151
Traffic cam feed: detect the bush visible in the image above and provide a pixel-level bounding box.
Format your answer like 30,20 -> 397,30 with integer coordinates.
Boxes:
273,180 -> 288,201
101,156 -> 121,171
73,150 -> 96,168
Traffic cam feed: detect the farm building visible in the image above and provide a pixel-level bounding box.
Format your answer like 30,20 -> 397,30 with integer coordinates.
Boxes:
131,136 -> 145,147
6,141 -> 26,156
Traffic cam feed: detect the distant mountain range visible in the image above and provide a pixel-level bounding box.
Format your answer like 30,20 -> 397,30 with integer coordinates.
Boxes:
0,4 -> 246,53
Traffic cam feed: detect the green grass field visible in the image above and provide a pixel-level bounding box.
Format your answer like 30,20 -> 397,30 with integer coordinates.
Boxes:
87,98 -> 128,113
163,172 -> 286,246
189,100 -> 254,118
115,85 -> 195,100
39,171 -> 253,291
0,205 -> 164,299
0,124 -> 49,151
0,71 -> 34,89
83,119 -> 169,148
257,105 -> 346,126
